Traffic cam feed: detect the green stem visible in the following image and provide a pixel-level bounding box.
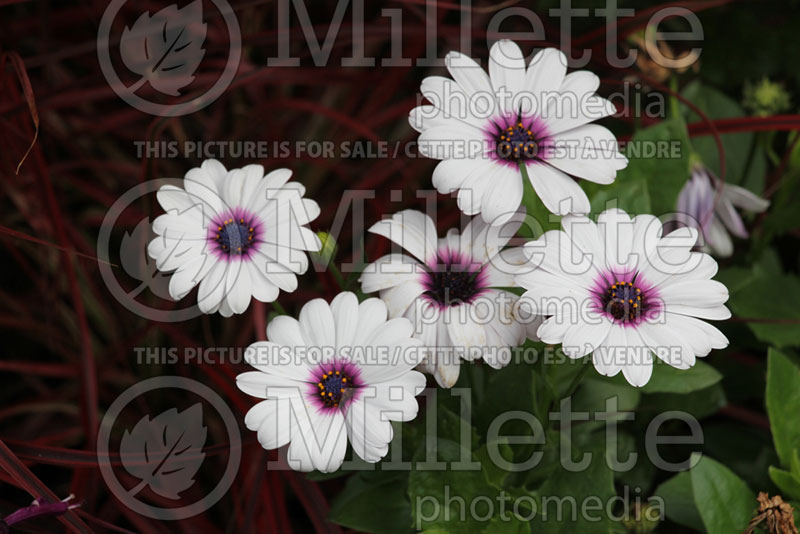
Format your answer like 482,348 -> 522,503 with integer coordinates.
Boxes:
562,357 -> 592,399
328,261 -> 346,289
271,301 -> 287,315
669,76 -> 681,120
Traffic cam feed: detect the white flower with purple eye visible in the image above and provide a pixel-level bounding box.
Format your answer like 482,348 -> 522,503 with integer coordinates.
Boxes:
359,210 -> 530,388
148,159 -> 321,316
236,292 -> 426,472
677,164 -> 770,257
517,208 -> 730,387
410,40 -> 628,224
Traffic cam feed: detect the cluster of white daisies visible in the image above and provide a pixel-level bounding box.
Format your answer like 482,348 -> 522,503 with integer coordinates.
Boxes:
148,41 -> 745,472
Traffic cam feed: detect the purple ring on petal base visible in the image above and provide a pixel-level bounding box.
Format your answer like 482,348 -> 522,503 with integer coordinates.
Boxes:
484,113 -> 553,168
589,269 -> 662,327
207,208 -> 263,261
306,361 -> 364,414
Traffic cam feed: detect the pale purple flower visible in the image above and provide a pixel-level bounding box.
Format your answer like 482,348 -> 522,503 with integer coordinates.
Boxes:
676,165 -> 770,257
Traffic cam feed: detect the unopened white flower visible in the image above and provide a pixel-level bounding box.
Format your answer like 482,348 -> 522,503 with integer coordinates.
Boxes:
517,208 -> 730,387
148,159 -> 320,316
676,164 -> 770,257
237,292 -> 426,472
410,40 -> 628,224
359,210 -> 530,388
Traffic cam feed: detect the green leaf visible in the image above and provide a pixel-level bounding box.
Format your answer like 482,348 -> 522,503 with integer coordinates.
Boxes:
640,360 -> 723,394
329,471 -> 412,533
529,441 -> 619,533
653,471 -> 704,532
476,358 -> 537,437
690,453 -> 756,534
600,360 -> 722,395
681,80 -> 766,189
763,168 -> 800,243
728,273 -> 800,347
408,439 -> 531,534
769,467 -> 800,501
584,118 -> 689,216
766,349 -> 800,467
573,375 -> 641,417
639,383 -> 727,420
703,422 -> 780,492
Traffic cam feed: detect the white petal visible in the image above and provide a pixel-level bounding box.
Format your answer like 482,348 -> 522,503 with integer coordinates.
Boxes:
445,308 -> 487,349
445,50 -> 494,98
247,398 -> 293,450
722,183 -> 769,212
267,315 -> 309,348
418,76 -> 487,130
544,96 -> 617,136
380,281 -> 426,318
371,371 -> 426,421
547,124 -> 627,184
247,262 -> 281,304
562,316 -> 613,359
225,260 -> 251,314
597,208 -> 634,269
359,253 -> 421,294
368,210 -> 438,264
432,158 -> 483,195
526,162 -> 590,215
480,164 -> 524,226
197,261 -> 227,313
457,161 -> 499,216
489,39 -> 526,114
536,315 -> 571,344
524,48 -> 567,113
201,159 -> 229,189
418,124 -> 485,160
166,255 -> 201,300
236,371 -> 304,399
243,343 -> 312,381
636,319 -> 695,370
667,304 -> 731,321
331,292 -> 359,352
299,298 -> 336,349
184,167 -> 223,215
352,298 -> 389,347
661,279 -> 729,308
345,399 -> 392,463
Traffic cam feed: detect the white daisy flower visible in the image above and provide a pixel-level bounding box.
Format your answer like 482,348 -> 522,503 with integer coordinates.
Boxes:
237,292 -> 426,472
676,163 -> 770,257
359,209 -> 530,388
517,208 -> 730,387
410,40 -> 628,224
147,159 -> 321,316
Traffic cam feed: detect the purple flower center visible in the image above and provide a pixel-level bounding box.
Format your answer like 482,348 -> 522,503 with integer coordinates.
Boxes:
496,121 -> 539,160
316,369 -> 352,408
308,362 -> 363,412
601,280 -> 647,322
208,210 -> 261,258
591,271 -> 661,326
486,114 -> 551,166
421,250 -> 488,307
